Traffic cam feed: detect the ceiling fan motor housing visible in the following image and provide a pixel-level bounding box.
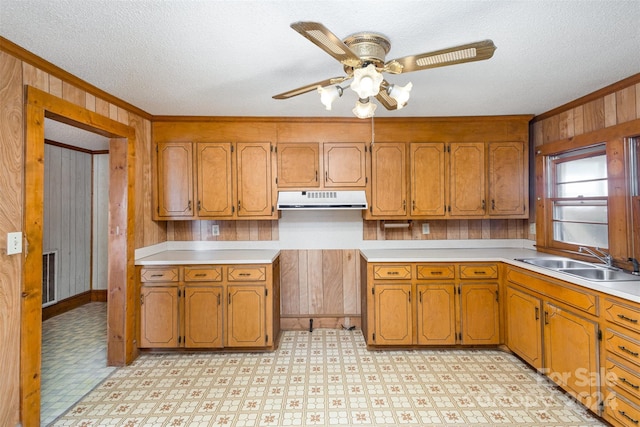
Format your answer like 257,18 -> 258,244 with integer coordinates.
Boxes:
343,32 -> 391,71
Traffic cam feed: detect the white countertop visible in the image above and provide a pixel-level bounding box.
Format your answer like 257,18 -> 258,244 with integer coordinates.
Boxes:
360,248 -> 640,303
135,249 -> 280,265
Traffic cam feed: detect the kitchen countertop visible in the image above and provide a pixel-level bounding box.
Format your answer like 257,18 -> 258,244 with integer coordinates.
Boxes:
360,248 -> 640,303
135,249 -> 280,265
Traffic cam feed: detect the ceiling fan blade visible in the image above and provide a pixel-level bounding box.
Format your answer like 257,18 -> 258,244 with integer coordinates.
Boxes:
375,85 -> 398,110
290,21 -> 363,68
385,40 -> 497,74
273,76 -> 349,99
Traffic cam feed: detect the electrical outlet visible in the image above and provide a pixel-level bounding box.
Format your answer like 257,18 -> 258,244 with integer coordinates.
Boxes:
529,223 -> 536,235
422,223 -> 430,234
7,232 -> 22,255
212,224 -> 220,236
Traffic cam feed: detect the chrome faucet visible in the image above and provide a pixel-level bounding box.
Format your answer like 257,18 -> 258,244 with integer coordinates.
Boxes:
578,246 -> 614,267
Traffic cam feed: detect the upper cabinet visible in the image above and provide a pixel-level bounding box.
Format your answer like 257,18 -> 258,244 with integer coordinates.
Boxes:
154,141 -> 277,220
370,142 -> 407,216
276,142 -> 367,189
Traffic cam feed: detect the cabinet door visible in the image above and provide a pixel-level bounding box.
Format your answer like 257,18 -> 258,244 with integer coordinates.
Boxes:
370,143 -> 407,217
157,142 -> 194,218
323,142 -> 366,187
277,143 -> 319,188
237,142 -> 273,217
184,285 -> 223,348
459,283 -> 500,344
227,285 -> 266,347
140,285 -> 179,348
417,283 -> 456,345
544,302 -> 599,411
506,286 -> 543,369
373,283 -> 412,345
410,142 -> 446,216
488,142 -> 526,216
196,142 -> 234,217
449,142 -> 485,216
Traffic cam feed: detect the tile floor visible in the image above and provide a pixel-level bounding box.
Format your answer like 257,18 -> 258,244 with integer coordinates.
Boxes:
42,302 -> 115,426
49,323 -> 605,426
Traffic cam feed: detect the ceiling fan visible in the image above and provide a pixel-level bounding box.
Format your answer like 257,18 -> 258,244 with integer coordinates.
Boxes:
273,21 -> 496,118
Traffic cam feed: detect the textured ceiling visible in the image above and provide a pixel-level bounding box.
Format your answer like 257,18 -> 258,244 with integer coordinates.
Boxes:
1,0 -> 639,121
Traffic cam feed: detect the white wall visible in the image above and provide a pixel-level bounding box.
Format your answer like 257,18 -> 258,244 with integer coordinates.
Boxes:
43,144 -> 92,301
91,154 -> 109,290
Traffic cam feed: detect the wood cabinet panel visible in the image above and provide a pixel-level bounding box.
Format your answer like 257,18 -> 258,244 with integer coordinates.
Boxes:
506,285 -> 543,369
449,142 -> 485,216
140,267 -> 179,282
228,266 -> 267,282
139,285 -> 179,348
157,142 -> 193,217
604,392 -> 640,427
606,357 -> 640,402
184,266 -> 222,282
605,299 -> 640,335
417,284 -> 456,345
277,143 -> 319,187
370,142 -> 407,217
410,142 -> 446,216
373,284 -> 413,345
416,264 -> 455,280
373,264 -> 412,280
488,142 -> 526,216
544,302 -> 599,410
237,142 -> 273,216
459,283 -> 500,344
323,142 -> 366,187
459,263 -> 498,279
605,329 -> 640,368
184,286 -> 223,348
196,142 -> 234,217
227,285 -> 266,347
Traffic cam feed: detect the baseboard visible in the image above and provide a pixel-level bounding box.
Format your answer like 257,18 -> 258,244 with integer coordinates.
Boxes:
91,289 -> 108,302
42,291 -> 91,321
280,316 -> 361,331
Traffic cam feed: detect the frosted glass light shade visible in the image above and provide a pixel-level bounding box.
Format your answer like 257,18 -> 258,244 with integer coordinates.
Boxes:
352,98 -> 377,119
387,82 -> 413,109
318,85 -> 343,110
350,64 -> 383,98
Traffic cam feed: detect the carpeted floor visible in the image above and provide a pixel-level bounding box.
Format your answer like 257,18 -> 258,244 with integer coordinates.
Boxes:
51,328 -> 605,426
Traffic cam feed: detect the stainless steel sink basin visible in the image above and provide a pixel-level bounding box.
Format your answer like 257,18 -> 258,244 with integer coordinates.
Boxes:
558,268 -> 640,281
516,258 -> 595,269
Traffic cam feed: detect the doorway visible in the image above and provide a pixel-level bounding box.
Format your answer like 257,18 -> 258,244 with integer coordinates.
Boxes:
22,87 -> 137,425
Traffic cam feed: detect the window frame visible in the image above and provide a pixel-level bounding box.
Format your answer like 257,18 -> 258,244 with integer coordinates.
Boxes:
545,144 -> 608,252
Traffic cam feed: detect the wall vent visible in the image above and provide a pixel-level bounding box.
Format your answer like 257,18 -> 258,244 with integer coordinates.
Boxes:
42,251 -> 57,307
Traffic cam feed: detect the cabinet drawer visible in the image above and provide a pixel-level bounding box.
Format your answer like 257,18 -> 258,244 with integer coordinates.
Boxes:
606,299 -> 640,335
606,358 -> 640,401
140,267 -> 179,282
184,266 -> 222,282
228,266 -> 266,282
459,264 -> 498,279
605,391 -> 640,427
416,264 -> 455,280
373,264 -> 412,280
606,329 -> 640,368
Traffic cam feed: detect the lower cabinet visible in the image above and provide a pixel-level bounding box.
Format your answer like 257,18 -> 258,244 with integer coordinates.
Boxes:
602,297 -> 640,426
505,266 -> 600,413
138,260 -> 279,350
363,260 -> 500,347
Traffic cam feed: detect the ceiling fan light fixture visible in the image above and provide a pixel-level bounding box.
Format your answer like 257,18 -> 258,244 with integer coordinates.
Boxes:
352,97 -> 377,119
350,64 -> 383,98
318,85 -> 343,110
387,82 -> 413,109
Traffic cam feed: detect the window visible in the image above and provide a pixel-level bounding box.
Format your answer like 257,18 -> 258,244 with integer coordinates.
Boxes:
547,144 -> 608,249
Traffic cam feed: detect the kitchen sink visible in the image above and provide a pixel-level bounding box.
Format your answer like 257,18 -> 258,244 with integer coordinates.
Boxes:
515,257 -> 640,282
557,268 -> 640,281
516,258 -> 595,269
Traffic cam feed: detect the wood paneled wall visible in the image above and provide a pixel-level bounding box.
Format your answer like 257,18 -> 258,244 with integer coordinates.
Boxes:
44,144 -> 92,301
0,37 -> 160,425
531,74 -> 640,146
531,73 -> 640,262
92,154 -> 109,290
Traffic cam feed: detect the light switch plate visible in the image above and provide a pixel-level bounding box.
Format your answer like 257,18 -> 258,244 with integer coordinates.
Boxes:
7,232 -> 22,255
422,223 -> 430,234
212,224 -> 220,236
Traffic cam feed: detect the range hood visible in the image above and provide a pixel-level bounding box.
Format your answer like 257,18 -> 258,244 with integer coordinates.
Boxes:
277,190 -> 368,210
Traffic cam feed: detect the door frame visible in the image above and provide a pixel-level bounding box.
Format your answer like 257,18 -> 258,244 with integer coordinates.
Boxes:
22,86 -> 137,424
